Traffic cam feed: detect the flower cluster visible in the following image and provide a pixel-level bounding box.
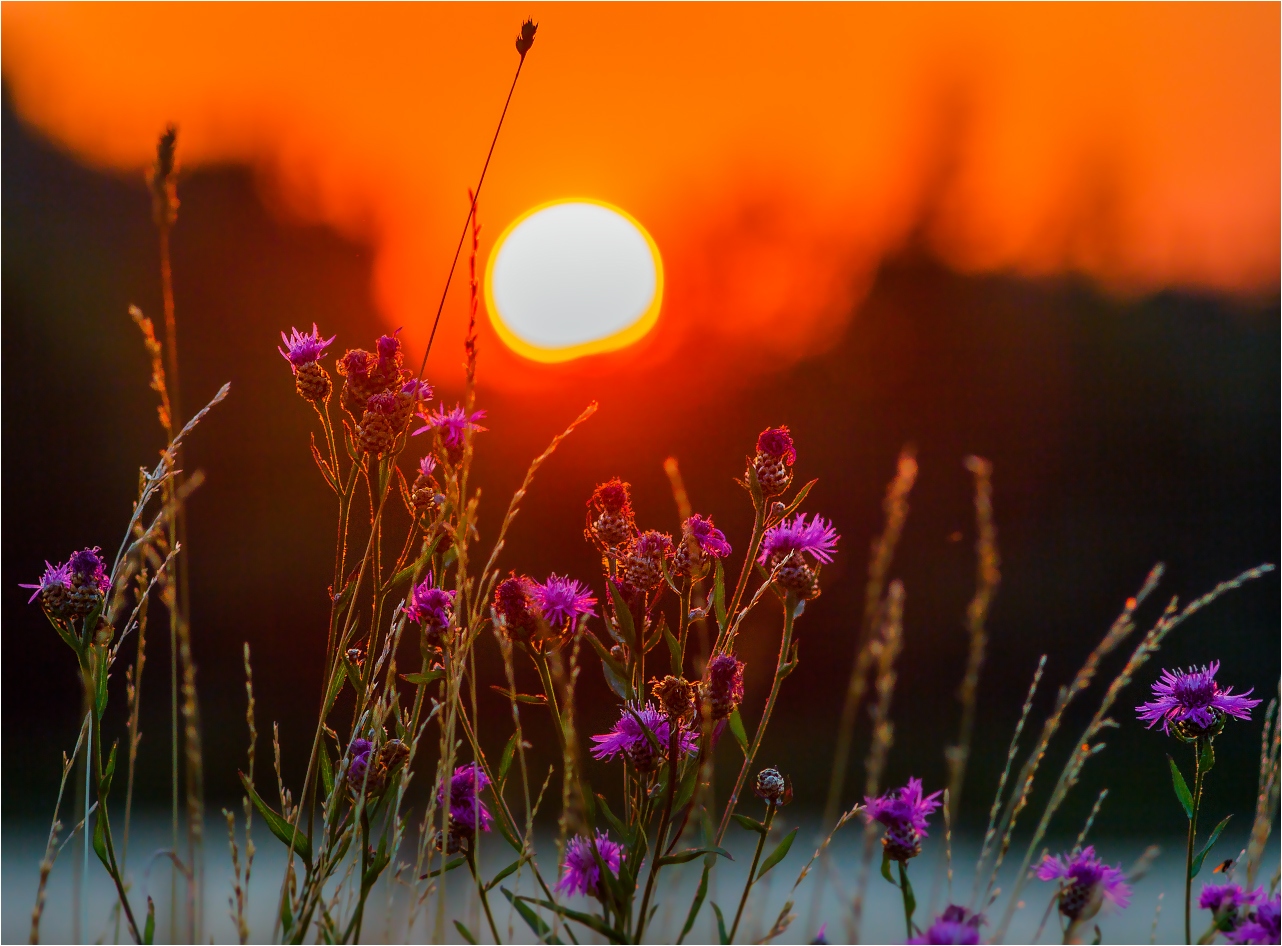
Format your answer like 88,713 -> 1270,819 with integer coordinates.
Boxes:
23,546 -> 113,625
909,905 -> 985,945
1136,662 -> 1261,738
327,331 -> 434,454
1227,891 -> 1280,945
590,702 -> 698,773
436,763 -> 492,853
1200,883 -> 1279,944
1036,846 -> 1131,923
413,403 -> 487,464
864,777 -> 942,862
672,513 -> 731,577
403,572 -> 456,650
759,513 -> 840,599
557,831 -> 625,900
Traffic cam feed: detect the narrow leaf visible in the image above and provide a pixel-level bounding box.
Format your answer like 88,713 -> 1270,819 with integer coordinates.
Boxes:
664,621 -> 682,676
678,861 -> 711,944
1200,737 -> 1216,776
901,862 -> 918,920
401,670 -> 444,687
596,793 -> 632,846
1190,815 -> 1233,879
498,730 -> 520,784
322,661 -> 348,717
420,856 -> 465,879
238,771 -> 311,864
880,850 -> 896,886
485,858 -> 522,892
608,580 -> 636,649
520,897 -> 626,943
100,741 -> 119,797
756,827 -> 798,881
454,920 -> 479,944
586,631 -> 635,701
143,897 -> 155,945
712,901 -> 729,946
319,743 -> 335,799
1167,755 -> 1194,820
712,560 -> 727,630
733,813 -> 768,834
92,806 -> 110,870
659,846 -> 733,866
501,888 -> 562,945
728,708 -> 749,753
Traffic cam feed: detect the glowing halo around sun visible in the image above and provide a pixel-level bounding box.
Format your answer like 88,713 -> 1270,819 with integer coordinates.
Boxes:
484,199 -> 664,363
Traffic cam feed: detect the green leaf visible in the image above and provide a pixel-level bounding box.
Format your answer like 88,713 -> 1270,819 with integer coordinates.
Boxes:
712,559 -> 727,630
454,920 -> 479,945
780,478 -> 819,518
363,836 -> 390,890
322,662 -> 348,717
94,654 -> 110,717
733,813 -> 768,834
673,758 -> 701,813
586,632 -> 635,702
401,669 -> 444,687
728,708 -> 749,754
1190,815 -> 1233,879
485,858 -> 522,891
420,856 -> 465,879
100,741 -> 119,797
501,888 -> 562,945
880,850 -> 896,886
900,861 -> 917,921
498,730 -> 520,784
519,896 -> 626,943
745,462 -> 765,512
677,861 -> 711,944
712,901 -> 729,945
279,886 -> 294,935
756,827 -> 798,881
1200,736 -> 1216,776
143,896 -> 155,945
494,810 -> 524,853
596,794 -> 632,846
238,771 -> 311,864
319,742 -> 335,799
92,805 -> 110,870
1168,755 -> 1194,820
664,621 -> 682,676
608,580 -> 636,649
386,562 -> 420,592
659,845 -> 733,866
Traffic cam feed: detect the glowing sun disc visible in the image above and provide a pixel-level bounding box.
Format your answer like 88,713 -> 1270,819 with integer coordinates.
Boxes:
485,199 -> 663,363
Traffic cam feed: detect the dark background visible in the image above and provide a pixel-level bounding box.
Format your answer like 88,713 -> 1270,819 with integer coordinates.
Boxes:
4,87 -> 1278,841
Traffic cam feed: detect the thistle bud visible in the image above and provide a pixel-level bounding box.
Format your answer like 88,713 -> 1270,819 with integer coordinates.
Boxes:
750,426 -> 796,498
702,654 -> 745,721
586,478 -> 636,551
754,767 -> 792,806
651,675 -> 696,723
621,530 -> 673,591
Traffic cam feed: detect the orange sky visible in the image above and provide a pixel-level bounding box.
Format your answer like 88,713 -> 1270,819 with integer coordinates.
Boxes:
3,3 -> 1278,387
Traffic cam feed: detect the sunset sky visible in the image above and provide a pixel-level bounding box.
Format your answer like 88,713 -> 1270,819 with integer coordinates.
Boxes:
2,2 -> 1278,387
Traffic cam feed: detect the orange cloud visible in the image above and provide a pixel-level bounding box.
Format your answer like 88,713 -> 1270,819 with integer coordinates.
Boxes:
3,3 -> 1277,389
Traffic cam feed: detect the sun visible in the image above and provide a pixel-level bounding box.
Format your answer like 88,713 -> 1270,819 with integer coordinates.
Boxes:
484,198 -> 664,363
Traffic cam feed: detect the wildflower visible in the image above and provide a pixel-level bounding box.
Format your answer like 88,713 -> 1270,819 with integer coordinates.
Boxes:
672,513 -> 732,577
438,763 -> 492,838
403,572 -> 455,648
557,831 -> 624,900
515,18 -> 538,59
279,324 -> 336,402
347,737 -> 406,798
1036,846 -> 1131,923
908,905 -> 985,945
529,574 -> 596,634
1201,881 -> 1264,930
356,391 -> 399,455
412,403 -> 487,464
754,767 -> 792,806
336,342 -> 406,416
864,777 -> 943,862
21,559 -> 72,616
622,530 -> 673,591
1136,662 -> 1261,738
493,573 -> 539,643
410,455 -> 440,517
375,330 -> 403,371
590,702 -> 698,772
701,653 -> 745,721
650,675 -> 696,722
63,547 -> 112,620
586,477 -> 636,550
1227,891 -> 1280,944
751,425 -> 796,497
759,514 -> 840,599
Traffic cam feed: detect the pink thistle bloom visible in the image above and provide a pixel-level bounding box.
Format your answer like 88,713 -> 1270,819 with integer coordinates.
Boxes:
758,514 -> 840,566
375,330 -> 403,369
865,776 -> 942,839
683,514 -> 732,559
1200,882 -> 1265,918
438,763 -> 492,836
278,323 -> 336,368
401,378 -> 434,401
403,571 -> 455,629
20,559 -> 72,604
756,426 -> 796,465
908,905 -> 985,945
1036,846 -> 1131,921
412,403 -> 488,447
1136,661 -> 1261,735
530,574 -> 597,631
417,455 -> 437,478
68,547 -> 111,594
557,831 -> 625,899
589,702 -> 698,769
1227,892 -> 1280,944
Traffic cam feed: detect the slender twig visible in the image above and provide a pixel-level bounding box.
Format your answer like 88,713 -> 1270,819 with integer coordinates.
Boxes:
729,802 -> 778,942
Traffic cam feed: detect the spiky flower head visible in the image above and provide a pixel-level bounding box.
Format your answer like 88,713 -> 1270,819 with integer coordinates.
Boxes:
516,18 -> 538,58
338,347 -> 374,379
403,571 -> 455,638
589,702 -> 698,772
651,675 -> 696,722
1036,846 -> 1131,922
590,478 -> 632,514
438,763 -> 492,838
1226,891 -> 1280,944
1201,881 -> 1264,921
529,573 -> 596,635
1136,662 -> 1261,737
864,777 -> 943,862
347,738 -> 378,793
674,513 -> 732,576
754,767 -> 792,806
622,530 -> 673,591
418,455 -> 438,479
757,426 -> 797,465
402,378 -> 434,402
586,478 -> 637,549
21,559 -> 72,606
278,324 -> 336,368
557,831 -> 624,900
759,515 -> 839,566
908,905 -> 985,945
375,330 -> 403,368
413,403 -> 488,457
702,653 -> 745,721
493,573 -> 539,642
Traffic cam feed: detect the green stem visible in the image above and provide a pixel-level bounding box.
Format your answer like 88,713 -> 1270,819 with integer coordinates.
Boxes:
1185,738 -> 1205,945
729,803 -> 776,942
467,846 -> 502,944
533,652 -> 567,755
898,860 -> 915,940
635,723 -> 681,942
719,504 -> 764,653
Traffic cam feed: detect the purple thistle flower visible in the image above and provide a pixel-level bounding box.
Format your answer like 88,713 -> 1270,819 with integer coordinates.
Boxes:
278,323 -> 336,368
20,559 -> 72,604
864,777 -> 943,856
1036,846 -> 1131,921
684,514 -> 732,559
590,702 -> 698,771
402,378 -> 434,401
348,738 -> 375,787
530,574 -> 597,631
1227,892 -> 1281,945
704,653 -> 745,720
339,347 -> 374,378
437,763 -> 493,836
757,426 -> 797,465
557,831 -> 625,899
758,514 -> 840,566
908,905 -> 985,945
1136,661 -> 1262,735
365,390 -> 399,414
403,571 -> 455,629
376,330 -> 402,368
1201,881 -> 1264,918
417,455 -> 438,478
412,403 -> 488,447
68,547 -> 111,594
